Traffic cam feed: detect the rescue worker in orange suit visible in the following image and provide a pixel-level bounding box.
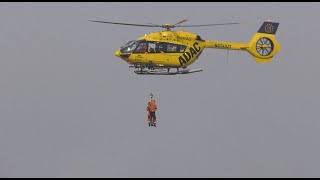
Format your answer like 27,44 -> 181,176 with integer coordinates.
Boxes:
147,93 -> 157,127
146,101 -> 151,125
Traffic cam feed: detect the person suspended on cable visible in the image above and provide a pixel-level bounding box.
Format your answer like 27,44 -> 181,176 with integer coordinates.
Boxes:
146,93 -> 157,127
146,101 -> 151,126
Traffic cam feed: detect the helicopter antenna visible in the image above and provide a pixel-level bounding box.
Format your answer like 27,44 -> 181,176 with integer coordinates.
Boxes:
227,49 -> 229,64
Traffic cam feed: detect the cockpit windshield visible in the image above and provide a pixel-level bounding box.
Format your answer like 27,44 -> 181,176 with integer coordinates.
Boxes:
120,40 -> 140,53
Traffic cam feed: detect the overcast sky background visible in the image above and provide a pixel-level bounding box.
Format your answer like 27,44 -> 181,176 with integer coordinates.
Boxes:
0,2 -> 320,178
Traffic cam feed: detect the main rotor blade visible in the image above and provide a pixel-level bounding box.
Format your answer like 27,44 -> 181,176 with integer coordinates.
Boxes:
89,20 -> 161,27
176,22 -> 240,27
174,19 -> 188,26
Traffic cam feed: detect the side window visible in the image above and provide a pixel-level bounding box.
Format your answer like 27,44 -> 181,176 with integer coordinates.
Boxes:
134,42 -> 147,53
179,45 -> 186,52
167,44 -> 178,53
165,43 -> 186,53
148,42 -> 186,53
148,42 -> 156,53
155,42 -> 166,53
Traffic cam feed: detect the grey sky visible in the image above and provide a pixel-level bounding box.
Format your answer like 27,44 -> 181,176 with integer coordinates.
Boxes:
0,2 -> 320,178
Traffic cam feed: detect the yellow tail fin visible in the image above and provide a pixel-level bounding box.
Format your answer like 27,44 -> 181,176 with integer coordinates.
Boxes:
246,22 -> 281,63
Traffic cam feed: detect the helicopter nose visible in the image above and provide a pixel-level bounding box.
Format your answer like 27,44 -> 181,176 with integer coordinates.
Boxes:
114,50 -> 120,57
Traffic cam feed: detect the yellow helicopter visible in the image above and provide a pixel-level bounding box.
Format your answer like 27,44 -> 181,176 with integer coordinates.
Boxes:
90,20 -> 280,75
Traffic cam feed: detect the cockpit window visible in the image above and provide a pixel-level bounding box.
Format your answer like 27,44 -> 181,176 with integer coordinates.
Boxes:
134,41 -> 148,53
120,40 -> 140,53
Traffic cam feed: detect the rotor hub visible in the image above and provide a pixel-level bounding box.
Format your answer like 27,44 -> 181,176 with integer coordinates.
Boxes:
161,24 -> 174,30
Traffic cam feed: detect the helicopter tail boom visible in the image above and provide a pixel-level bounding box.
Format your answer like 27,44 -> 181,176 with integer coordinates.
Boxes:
204,40 -> 249,50
204,21 -> 280,63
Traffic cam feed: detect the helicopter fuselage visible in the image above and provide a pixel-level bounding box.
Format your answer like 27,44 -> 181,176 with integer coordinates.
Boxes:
114,30 -> 206,68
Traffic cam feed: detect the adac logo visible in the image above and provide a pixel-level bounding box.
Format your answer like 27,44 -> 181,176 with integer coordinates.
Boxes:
178,42 -> 201,66
265,23 -> 274,33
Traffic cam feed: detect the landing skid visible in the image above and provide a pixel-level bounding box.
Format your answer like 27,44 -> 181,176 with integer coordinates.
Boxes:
130,64 -> 203,75
134,68 -> 203,75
